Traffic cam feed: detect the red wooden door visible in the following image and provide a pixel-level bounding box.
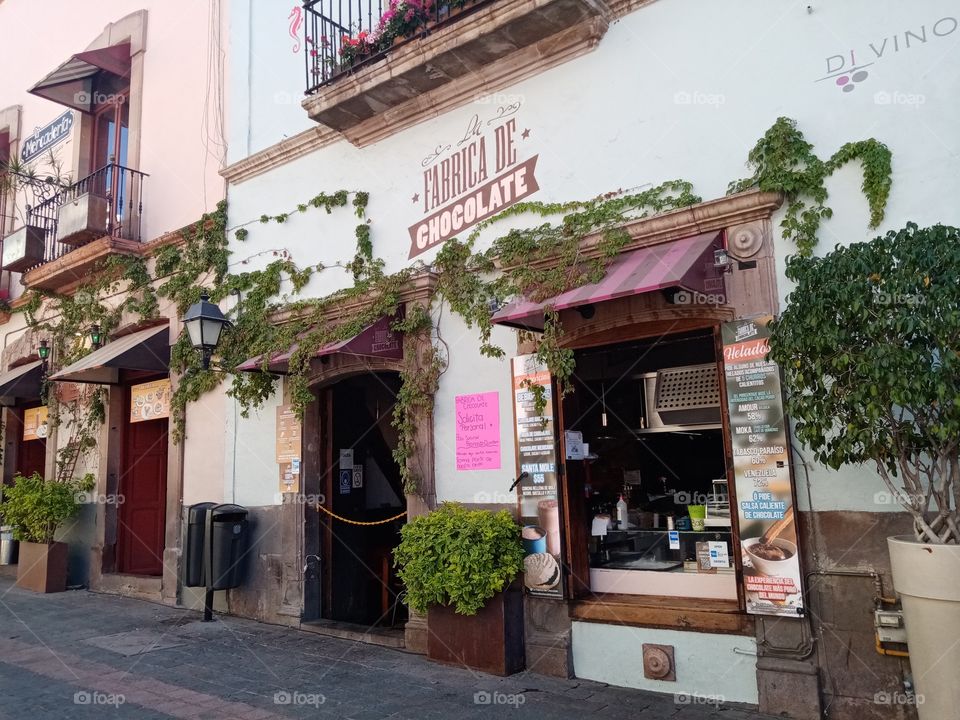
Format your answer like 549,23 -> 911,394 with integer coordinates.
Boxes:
117,397 -> 168,576
16,407 -> 47,479
17,436 -> 46,478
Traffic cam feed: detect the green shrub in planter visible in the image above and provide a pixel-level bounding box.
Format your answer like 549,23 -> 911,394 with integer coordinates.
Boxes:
0,472 -> 94,544
395,502 -> 524,615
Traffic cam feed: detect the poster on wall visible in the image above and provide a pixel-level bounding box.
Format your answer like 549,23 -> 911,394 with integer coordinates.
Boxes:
511,355 -> 564,600
722,316 -> 804,617
455,391 -> 500,471
276,404 -> 302,493
130,379 -> 171,423
22,406 -> 49,441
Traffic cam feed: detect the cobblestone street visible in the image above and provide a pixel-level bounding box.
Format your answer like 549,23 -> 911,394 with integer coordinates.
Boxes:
0,576 -> 780,720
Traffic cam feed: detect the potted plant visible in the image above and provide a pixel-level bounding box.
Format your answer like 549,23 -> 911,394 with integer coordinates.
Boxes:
0,472 -> 93,593
394,502 -> 526,675
769,223 -> 960,720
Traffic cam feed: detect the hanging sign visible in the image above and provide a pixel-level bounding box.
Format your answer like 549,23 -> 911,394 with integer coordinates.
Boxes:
20,111 -> 74,163
512,355 -> 564,599
22,406 -> 49,441
722,316 -> 804,617
455,391 -> 500,471
130,379 -> 171,423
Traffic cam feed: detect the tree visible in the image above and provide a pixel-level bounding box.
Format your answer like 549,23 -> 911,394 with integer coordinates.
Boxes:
770,223 -> 960,544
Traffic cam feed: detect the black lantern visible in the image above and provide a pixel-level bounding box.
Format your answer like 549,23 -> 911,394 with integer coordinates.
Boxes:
90,324 -> 103,349
182,292 -> 231,370
37,339 -> 50,361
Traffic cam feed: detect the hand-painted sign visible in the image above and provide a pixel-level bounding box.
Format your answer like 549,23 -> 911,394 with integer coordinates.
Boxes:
408,104 -> 539,258
130,379 -> 171,423
512,355 -> 564,599
22,406 -> 49,441
455,391 -> 500,471
722,316 -> 804,617
20,111 -> 74,163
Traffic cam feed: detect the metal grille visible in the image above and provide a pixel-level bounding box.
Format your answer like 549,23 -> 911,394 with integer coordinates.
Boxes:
654,363 -> 720,413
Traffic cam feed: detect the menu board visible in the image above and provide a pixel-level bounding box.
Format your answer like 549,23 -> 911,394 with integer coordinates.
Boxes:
722,316 -> 804,617
455,392 -> 500,470
22,406 -> 49,441
276,404 -> 302,494
511,355 -> 564,599
130,379 -> 170,423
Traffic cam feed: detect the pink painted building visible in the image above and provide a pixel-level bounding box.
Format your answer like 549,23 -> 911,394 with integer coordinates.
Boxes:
0,3 -> 227,601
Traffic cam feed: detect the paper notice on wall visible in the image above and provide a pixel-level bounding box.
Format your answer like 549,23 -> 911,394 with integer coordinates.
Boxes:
339,449 -> 354,470
130,379 -> 171,423
276,404 -> 302,463
22,406 -> 49,441
564,431 -> 584,460
278,462 -> 300,494
455,391 -> 500,471
722,316 -> 804,617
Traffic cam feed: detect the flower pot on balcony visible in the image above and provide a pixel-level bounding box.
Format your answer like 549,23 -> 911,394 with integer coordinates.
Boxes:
55,191 -> 110,246
888,536 -> 960,719
427,581 -> 525,675
15,541 -> 69,593
1,225 -> 46,273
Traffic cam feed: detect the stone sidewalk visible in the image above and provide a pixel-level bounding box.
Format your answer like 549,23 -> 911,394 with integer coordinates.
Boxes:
0,576 -> 779,719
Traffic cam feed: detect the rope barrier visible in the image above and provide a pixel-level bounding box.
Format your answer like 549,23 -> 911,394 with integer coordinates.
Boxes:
314,503 -> 407,526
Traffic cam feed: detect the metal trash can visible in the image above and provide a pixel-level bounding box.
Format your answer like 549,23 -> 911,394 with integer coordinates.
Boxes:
208,504 -> 249,590
183,503 -> 217,587
0,526 -> 17,565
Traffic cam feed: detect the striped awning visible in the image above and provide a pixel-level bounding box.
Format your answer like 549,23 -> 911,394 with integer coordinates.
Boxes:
490,231 -> 725,331
237,314 -> 403,374
28,43 -> 131,113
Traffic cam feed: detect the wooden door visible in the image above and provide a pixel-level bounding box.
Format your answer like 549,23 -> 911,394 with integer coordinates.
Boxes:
16,407 -> 47,479
117,392 -> 168,576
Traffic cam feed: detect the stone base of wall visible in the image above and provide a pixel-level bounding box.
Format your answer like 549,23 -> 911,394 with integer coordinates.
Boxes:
524,596 -> 571,677
796,510 -> 917,720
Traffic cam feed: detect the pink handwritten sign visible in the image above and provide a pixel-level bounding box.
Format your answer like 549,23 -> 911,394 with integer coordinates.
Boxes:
455,392 -> 500,471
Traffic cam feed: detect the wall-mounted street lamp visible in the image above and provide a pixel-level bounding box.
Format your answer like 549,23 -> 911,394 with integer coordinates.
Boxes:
89,324 -> 103,349
182,292 -> 232,370
37,339 -> 51,404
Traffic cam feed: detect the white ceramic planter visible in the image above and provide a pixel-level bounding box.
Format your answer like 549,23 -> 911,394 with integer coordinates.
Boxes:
887,535 -> 960,720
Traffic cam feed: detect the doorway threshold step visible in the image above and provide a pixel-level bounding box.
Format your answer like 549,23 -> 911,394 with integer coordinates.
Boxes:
300,620 -> 405,648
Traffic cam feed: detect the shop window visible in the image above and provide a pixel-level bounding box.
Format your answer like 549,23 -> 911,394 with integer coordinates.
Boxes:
561,328 -> 738,601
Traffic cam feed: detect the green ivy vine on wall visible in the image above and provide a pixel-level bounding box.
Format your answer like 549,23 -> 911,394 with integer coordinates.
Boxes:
14,117 -> 892,497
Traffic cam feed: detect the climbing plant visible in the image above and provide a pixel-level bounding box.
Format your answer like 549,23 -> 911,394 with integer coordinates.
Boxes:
13,117 -> 892,497
728,117 -> 892,257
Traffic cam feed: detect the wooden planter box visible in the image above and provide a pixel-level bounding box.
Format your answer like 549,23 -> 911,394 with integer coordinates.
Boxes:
55,192 -> 110,246
427,582 -> 525,675
16,541 -> 68,593
1,225 -> 46,273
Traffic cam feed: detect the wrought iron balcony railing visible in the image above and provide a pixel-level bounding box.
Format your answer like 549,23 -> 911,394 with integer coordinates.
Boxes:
303,0 -> 491,93
25,163 -> 147,268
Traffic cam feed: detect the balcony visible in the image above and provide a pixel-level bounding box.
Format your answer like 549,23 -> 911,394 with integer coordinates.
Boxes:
2,164 -> 148,292
302,0 -> 611,145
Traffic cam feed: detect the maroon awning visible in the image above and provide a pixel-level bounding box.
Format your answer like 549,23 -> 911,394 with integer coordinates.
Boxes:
490,231 -> 725,331
28,43 -> 131,113
237,315 -> 403,374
